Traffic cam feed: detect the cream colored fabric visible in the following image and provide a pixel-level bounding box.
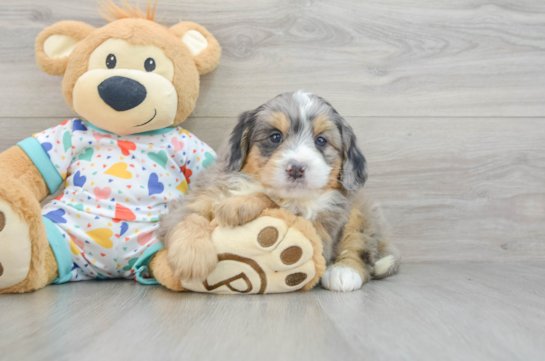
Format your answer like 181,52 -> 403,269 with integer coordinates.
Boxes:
43,34 -> 79,58
181,30 -> 208,57
181,216 -> 317,294
73,69 -> 178,135
0,200 -> 31,289
88,39 -> 175,81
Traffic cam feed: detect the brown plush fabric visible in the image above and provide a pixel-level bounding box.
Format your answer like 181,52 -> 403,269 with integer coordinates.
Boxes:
100,0 -> 158,22
169,22 -> 221,75
35,18 -> 221,128
0,146 -> 49,202
149,249 -> 185,292
59,19 -> 201,127
0,177 -> 57,294
35,21 -> 95,76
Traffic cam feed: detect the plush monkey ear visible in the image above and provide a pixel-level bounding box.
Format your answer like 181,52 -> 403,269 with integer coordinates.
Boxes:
35,21 -> 95,76
169,22 -> 221,75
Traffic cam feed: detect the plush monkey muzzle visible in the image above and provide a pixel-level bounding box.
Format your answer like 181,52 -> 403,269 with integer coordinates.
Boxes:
73,67 -> 178,135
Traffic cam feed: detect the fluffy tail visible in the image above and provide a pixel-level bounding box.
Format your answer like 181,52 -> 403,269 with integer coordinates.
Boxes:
373,243 -> 401,280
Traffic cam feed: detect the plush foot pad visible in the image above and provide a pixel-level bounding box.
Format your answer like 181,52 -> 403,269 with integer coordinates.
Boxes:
181,212 -> 325,294
0,199 -> 32,289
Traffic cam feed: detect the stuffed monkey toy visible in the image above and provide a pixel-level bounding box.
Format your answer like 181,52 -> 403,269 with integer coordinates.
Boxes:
0,1 -> 325,295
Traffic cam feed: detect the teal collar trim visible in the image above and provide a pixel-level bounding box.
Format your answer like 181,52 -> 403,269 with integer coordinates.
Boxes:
134,242 -> 164,285
83,120 -> 176,136
43,217 -> 73,284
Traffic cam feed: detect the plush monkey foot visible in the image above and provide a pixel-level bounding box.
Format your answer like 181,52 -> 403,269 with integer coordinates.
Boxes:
0,198 -> 33,290
0,180 -> 57,293
152,209 -> 326,294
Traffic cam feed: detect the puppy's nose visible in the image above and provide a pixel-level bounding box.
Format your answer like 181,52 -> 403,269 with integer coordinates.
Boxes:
286,162 -> 306,179
98,76 -> 147,111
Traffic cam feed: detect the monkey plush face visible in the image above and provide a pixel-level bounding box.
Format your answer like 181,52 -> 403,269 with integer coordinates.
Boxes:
35,13 -> 220,135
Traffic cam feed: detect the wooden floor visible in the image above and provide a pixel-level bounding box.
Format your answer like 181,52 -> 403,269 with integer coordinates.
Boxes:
0,263 -> 544,361
1,0 -> 545,360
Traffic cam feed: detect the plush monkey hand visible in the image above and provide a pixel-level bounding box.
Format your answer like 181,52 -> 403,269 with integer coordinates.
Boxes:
151,209 -> 326,294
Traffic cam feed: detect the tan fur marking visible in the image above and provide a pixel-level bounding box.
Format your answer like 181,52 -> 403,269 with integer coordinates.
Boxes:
242,146 -> 264,182
269,111 -> 290,134
258,147 -> 287,188
215,193 -> 277,228
166,214 -> 217,281
188,196 -> 216,221
313,114 -> 334,136
332,207 -> 370,283
326,157 -> 342,190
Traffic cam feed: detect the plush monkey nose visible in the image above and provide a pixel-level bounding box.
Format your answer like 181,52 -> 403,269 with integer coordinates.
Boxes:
286,162 -> 306,179
98,76 -> 147,111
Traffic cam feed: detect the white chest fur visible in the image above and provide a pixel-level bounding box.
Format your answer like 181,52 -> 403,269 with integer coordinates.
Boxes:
229,177 -> 344,221
271,191 -> 344,220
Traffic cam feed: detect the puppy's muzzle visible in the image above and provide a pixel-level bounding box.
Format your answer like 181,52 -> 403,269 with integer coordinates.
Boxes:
286,161 -> 306,180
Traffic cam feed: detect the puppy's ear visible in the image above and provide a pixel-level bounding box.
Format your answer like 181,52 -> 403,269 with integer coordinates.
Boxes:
338,117 -> 367,191
226,110 -> 257,172
35,21 -> 95,76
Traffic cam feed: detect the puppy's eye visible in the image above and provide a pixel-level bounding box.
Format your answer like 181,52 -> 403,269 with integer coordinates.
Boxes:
144,58 -> 156,72
106,54 -> 116,69
269,133 -> 283,144
315,136 -> 327,147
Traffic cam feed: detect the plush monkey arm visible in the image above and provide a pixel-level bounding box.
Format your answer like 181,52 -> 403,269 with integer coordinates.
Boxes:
0,146 -> 49,202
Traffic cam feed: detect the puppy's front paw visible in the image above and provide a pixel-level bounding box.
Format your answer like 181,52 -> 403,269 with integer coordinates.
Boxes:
166,215 -> 218,282
215,195 -> 267,228
321,266 -> 363,292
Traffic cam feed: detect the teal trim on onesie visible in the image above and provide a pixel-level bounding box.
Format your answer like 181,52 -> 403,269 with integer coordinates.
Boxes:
43,216 -> 73,284
134,242 -> 165,285
18,137 -> 63,195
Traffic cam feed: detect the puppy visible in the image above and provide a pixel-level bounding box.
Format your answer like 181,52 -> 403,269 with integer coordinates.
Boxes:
159,91 -> 400,292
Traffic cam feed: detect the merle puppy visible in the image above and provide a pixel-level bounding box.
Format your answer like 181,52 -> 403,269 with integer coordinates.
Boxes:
159,91 -> 400,292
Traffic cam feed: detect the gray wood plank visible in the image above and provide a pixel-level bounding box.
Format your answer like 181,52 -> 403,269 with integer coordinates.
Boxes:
3,0 -> 545,117
1,116 -> 543,263
0,263 -> 543,361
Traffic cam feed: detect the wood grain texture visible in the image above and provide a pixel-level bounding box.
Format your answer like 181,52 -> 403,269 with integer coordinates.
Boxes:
1,117 -> 543,262
2,0 -> 545,117
0,263 -> 543,361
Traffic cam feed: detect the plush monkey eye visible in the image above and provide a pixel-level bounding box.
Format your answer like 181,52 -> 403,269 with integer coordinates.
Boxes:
269,133 -> 283,144
315,136 -> 327,147
106,54 -> 116,69
144,58 -> 156,72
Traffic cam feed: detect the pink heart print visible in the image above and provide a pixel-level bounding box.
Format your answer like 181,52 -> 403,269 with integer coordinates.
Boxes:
171,137 -> 184,152
137,231 -> 154,246
93,133 -> 112,142
70,234 -> 85,250
94,187 -> 112,201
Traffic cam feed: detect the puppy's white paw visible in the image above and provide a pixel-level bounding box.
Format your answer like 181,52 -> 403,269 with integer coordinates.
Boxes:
374,255 -> 395,278
321,266 -> 363,292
